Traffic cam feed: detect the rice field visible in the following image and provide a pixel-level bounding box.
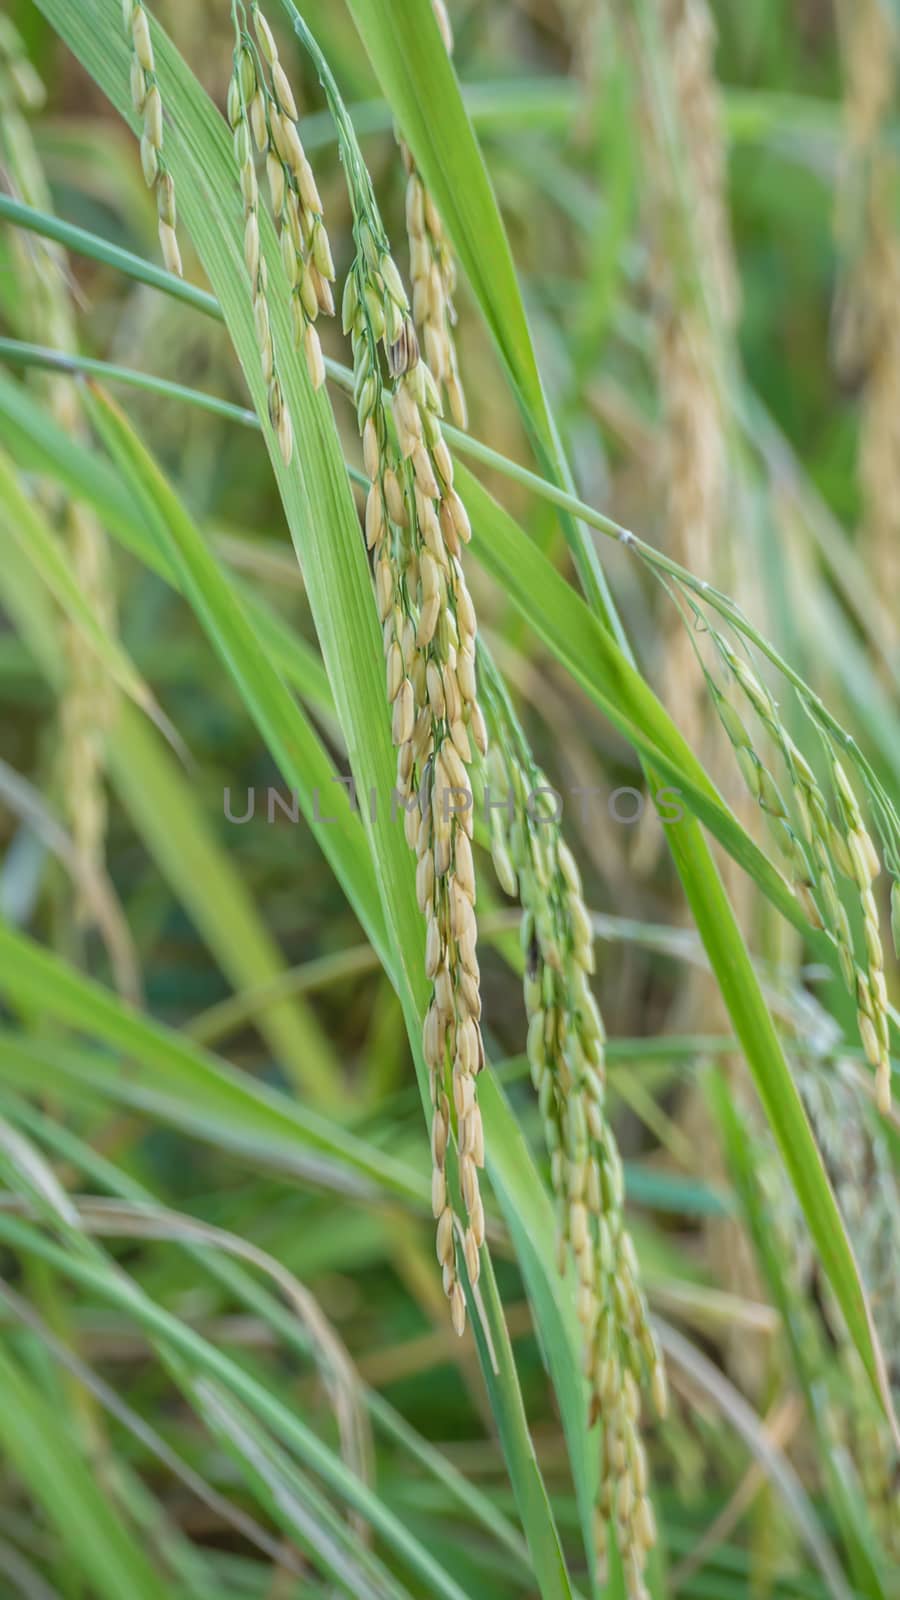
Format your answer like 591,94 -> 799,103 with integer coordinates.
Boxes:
0,2 -> 897,1598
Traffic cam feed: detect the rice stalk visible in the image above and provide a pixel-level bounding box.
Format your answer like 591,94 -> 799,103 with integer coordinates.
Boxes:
243,5 -> 335,383
122,0 -> 183,276
481,656 -> 665,1600
716,635 -> 892,1113
274,0 -> 487,1334
345,216 -> 486,1339
0,23 -> 116,927
225,1 -> 339,459
401,0 -> 466,428
669,582 -> 896,1114
226,14 -> 289,462
572,469 -> 900,1111
834,0 -> 900,614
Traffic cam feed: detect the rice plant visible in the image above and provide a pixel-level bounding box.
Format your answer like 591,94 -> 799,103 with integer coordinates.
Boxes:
0,2 -> 897,1598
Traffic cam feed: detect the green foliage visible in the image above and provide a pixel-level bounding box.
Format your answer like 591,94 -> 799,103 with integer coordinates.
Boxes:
0,2 -> 897,1599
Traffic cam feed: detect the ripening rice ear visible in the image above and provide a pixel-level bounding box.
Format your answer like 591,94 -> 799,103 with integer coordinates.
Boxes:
482,651 -> 665,1592
123,2 -> 184,277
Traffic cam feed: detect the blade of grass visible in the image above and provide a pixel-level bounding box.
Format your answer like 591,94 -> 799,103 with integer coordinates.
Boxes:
0,1215 -> 474,1600
0,368 -> 336,724
0,1028 -> 415,1203
0,191 -> 222,318
82,380 -> 391,975
0,920 -> 426,1205
662,817 -> 897,1442
339,0 -> 620,640
340,0 -> 545,434
183,1376 -> 411,1600
707,1070 -> 890,1599
0,1276 -> 295,1578
476,1072 -> 601,1581
0,1089 -> 533,1582
0,338 -> 252,425
0,446 -> 175,745
0,1343 -> 169,1600
656,1318 -> 853,1600
0,520 -> 344,1102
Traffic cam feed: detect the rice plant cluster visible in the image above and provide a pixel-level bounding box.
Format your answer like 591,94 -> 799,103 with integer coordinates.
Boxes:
226,3 -> 339,461
124,0 -> 182,276
483,660 -> 666,1596
345,189 -> 489,1338
666,585 -> 899,1115
0,3 -> 897,1600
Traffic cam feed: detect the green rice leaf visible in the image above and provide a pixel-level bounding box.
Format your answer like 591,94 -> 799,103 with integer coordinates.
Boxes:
0,1344 -> 169,1600
0,507 -> 343,1101
0,920 -> 426,1205
0,446 -> 172,739
0,1215 -> 470,1600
